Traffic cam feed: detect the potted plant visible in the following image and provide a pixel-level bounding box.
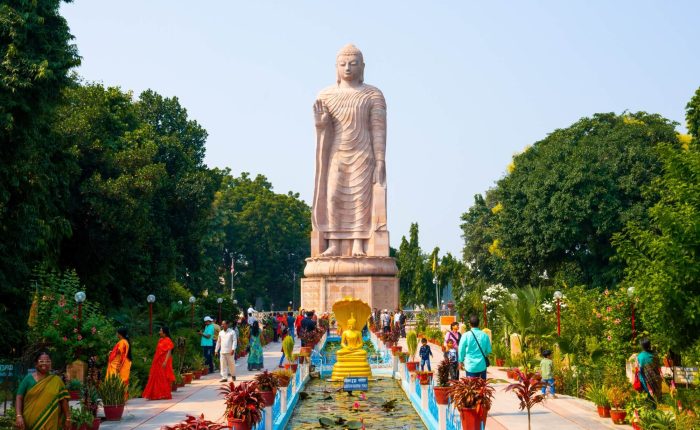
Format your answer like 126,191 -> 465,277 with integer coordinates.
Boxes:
398,352 -> 409,364
254,370 -> 279,407
492,340 -> 507,367
406,331 -> 419,372
505,369 -> 545,430
162,414 -> 226,430
607,386 -> 631,424
192,355 -> 204,379
282,335 -> 295,368
70,405 -> 95,430
416,370 -> 433,385
67,378 -> 82,400
585,383 -> 611,418
272,369 -> 293,388
434,359 -> 451,405
291,353 -> 300,371
175,373 -> 184,388
449,377 -> 495,430
98,374 -> 127,421
391,345 -> 403,355
220,382 -> 265,430
81,382 -> 102,429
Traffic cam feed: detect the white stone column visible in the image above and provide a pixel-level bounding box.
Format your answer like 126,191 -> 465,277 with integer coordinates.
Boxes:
409,374 -> 416,397
265,406 -> 272,430
438,404 -> 447,430
420,385 -> 428,411
398,362 -> 406,381
392,355 -> 399,378
280,386 -> 288,414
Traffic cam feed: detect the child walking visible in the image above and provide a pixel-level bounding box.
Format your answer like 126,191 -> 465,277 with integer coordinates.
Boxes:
540,349 -> 556,398
419,338 -> 433,371
444,339 -> 459,380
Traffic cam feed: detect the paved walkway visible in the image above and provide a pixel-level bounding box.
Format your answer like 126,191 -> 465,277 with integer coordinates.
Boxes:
99,337 -> 292,429
395,335 -> 631,430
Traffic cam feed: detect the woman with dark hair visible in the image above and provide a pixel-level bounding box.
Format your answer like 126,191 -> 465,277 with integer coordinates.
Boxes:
107,327 -> 132,390
142,326 -> 175,400
247,321 -> 264,371
637,338 -> 662,405
15,351 -> 70,430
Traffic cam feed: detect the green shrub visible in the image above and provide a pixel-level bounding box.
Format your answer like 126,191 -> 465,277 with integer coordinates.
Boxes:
406,331 -> 418,361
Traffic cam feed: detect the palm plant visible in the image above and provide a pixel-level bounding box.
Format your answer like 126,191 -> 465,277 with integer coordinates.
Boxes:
406,331 -> 418,361
504,369 -> 545,430
501,287 -> 552,354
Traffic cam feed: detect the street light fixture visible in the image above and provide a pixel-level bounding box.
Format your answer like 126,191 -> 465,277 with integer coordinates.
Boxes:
189,296 -> 196,328
627,287 -> 636,339
554,290 -> 563,336
217,297 -> 223,322
147,294 -> 156,335
74,291 -> 86,328
481,294 -> 489,328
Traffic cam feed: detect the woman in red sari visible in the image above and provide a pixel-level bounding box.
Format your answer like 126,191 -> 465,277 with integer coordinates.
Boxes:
142,326 -> 175,400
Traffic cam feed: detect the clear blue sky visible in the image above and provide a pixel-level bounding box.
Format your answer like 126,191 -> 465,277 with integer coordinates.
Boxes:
60,1 -> 699,257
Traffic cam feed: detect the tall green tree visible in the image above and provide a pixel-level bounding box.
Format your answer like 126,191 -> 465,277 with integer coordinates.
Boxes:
396,223 -> 432,306
0,0 -> 80,353
613,88 -> 700,354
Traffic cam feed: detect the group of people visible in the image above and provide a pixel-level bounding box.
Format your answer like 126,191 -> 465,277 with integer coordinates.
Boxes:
372,308 -> 407,337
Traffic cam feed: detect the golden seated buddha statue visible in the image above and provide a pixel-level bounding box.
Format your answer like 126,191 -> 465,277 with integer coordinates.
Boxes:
331,313 -> 371,380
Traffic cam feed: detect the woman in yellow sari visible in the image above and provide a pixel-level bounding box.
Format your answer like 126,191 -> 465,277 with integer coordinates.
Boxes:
106,327 -> 132,388
15,351 -> 70,430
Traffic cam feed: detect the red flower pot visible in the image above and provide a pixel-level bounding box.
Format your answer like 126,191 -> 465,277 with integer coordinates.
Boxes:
631,422 -> 642,430
597,405 -> 611,418
228,418 -> 251,430
69,390 -> 81,401
183,373 -> 193,384
193,370 -> 202,380
434,386 -> 450,405
103,405 -> 125,421
291,363 -> 298,372
91,418 -> 101,430
419,373 -> 432,385
258,389 -> 276,407
406,361 -> 418,372
495,358 -> 505,367
201,367 -> 209,375
399,355 -> 408,363
459,408 -> 481,430
610,409 -> 627,425
391,346 -> 402,354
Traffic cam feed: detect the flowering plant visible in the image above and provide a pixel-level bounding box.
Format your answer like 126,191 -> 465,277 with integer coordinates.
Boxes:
219,381 -> 264,425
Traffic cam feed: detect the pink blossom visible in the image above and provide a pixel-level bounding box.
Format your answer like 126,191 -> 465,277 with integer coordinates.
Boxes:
72,315 -> 77,320
604,289 -> 610,296
614,318 -> 621,325
353,401 -> 360,409
63,336 -> 68,341
53,320 -> 59,326
91,327 -> 97,334
73,328 -> 78,333
596,313 -> 602,318
77,335 -> 83,341
606,306 -> 612,312
607,335 -> 612,341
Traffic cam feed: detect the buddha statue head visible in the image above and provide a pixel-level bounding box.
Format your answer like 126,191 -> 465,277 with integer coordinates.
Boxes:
347,313 -> 357,330
336,44 -> 365,85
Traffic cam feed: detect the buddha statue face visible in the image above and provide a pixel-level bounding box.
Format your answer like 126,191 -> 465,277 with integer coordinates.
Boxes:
336,44 -> 364,84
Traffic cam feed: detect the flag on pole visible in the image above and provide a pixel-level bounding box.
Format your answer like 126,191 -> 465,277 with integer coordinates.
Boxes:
230,259 -> 235,274
432,254 -> 437,274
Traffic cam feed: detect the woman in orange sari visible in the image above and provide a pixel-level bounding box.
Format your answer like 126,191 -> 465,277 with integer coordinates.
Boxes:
142,326 -> 175,400
106,327 -> 132,390
15,351 -> 70,430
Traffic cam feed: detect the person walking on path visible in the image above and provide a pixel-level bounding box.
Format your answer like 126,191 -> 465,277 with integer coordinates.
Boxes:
637,338 -> 663,405
444,322 -> 461,356
398,310 -> 407,338
458,315 -> 491,379
287,311 -> 296,339
199,316 -> 215,373
419,338 -> 433,371
143,326 -> 175,400
444,339 -> 459,380
540,349 -> 556,398
216,320 -> 237,382
106,327 -> 132,392
15,351 -> 70,430
381,309 -> 391,333
247,321 -> 264,371
278,327 -> 290,368
300,311 -> 317,347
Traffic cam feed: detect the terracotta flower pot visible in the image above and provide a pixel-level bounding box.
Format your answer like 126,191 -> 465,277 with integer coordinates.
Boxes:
433,386 -> 450,405
201,367 -> 209,375
610,409 -> 627,425
597,405 -> 611,418
183,373 -> 193,384
391,346 -> 402,354
228,418 -> 251,430
291,363 -> 298,372
459,408 -> 481,430
419,373 -> 432,385
398,355 -> 408,363
258,389 -> 276,407
495,358 -> 505,367
103,405 -> 125,421
69,390 -> 81,401
193,370 -> 202,380
406,361 -> 418,372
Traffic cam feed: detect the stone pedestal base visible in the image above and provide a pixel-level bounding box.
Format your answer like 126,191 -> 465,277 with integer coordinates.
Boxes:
301,273 -> 399,314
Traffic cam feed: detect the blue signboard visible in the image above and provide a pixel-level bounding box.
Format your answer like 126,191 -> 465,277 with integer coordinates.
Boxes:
343,377 -> 368,392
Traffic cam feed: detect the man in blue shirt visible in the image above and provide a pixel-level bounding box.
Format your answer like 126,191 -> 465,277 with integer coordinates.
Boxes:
458,315 -> 491,379
199,316 -> 215,373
